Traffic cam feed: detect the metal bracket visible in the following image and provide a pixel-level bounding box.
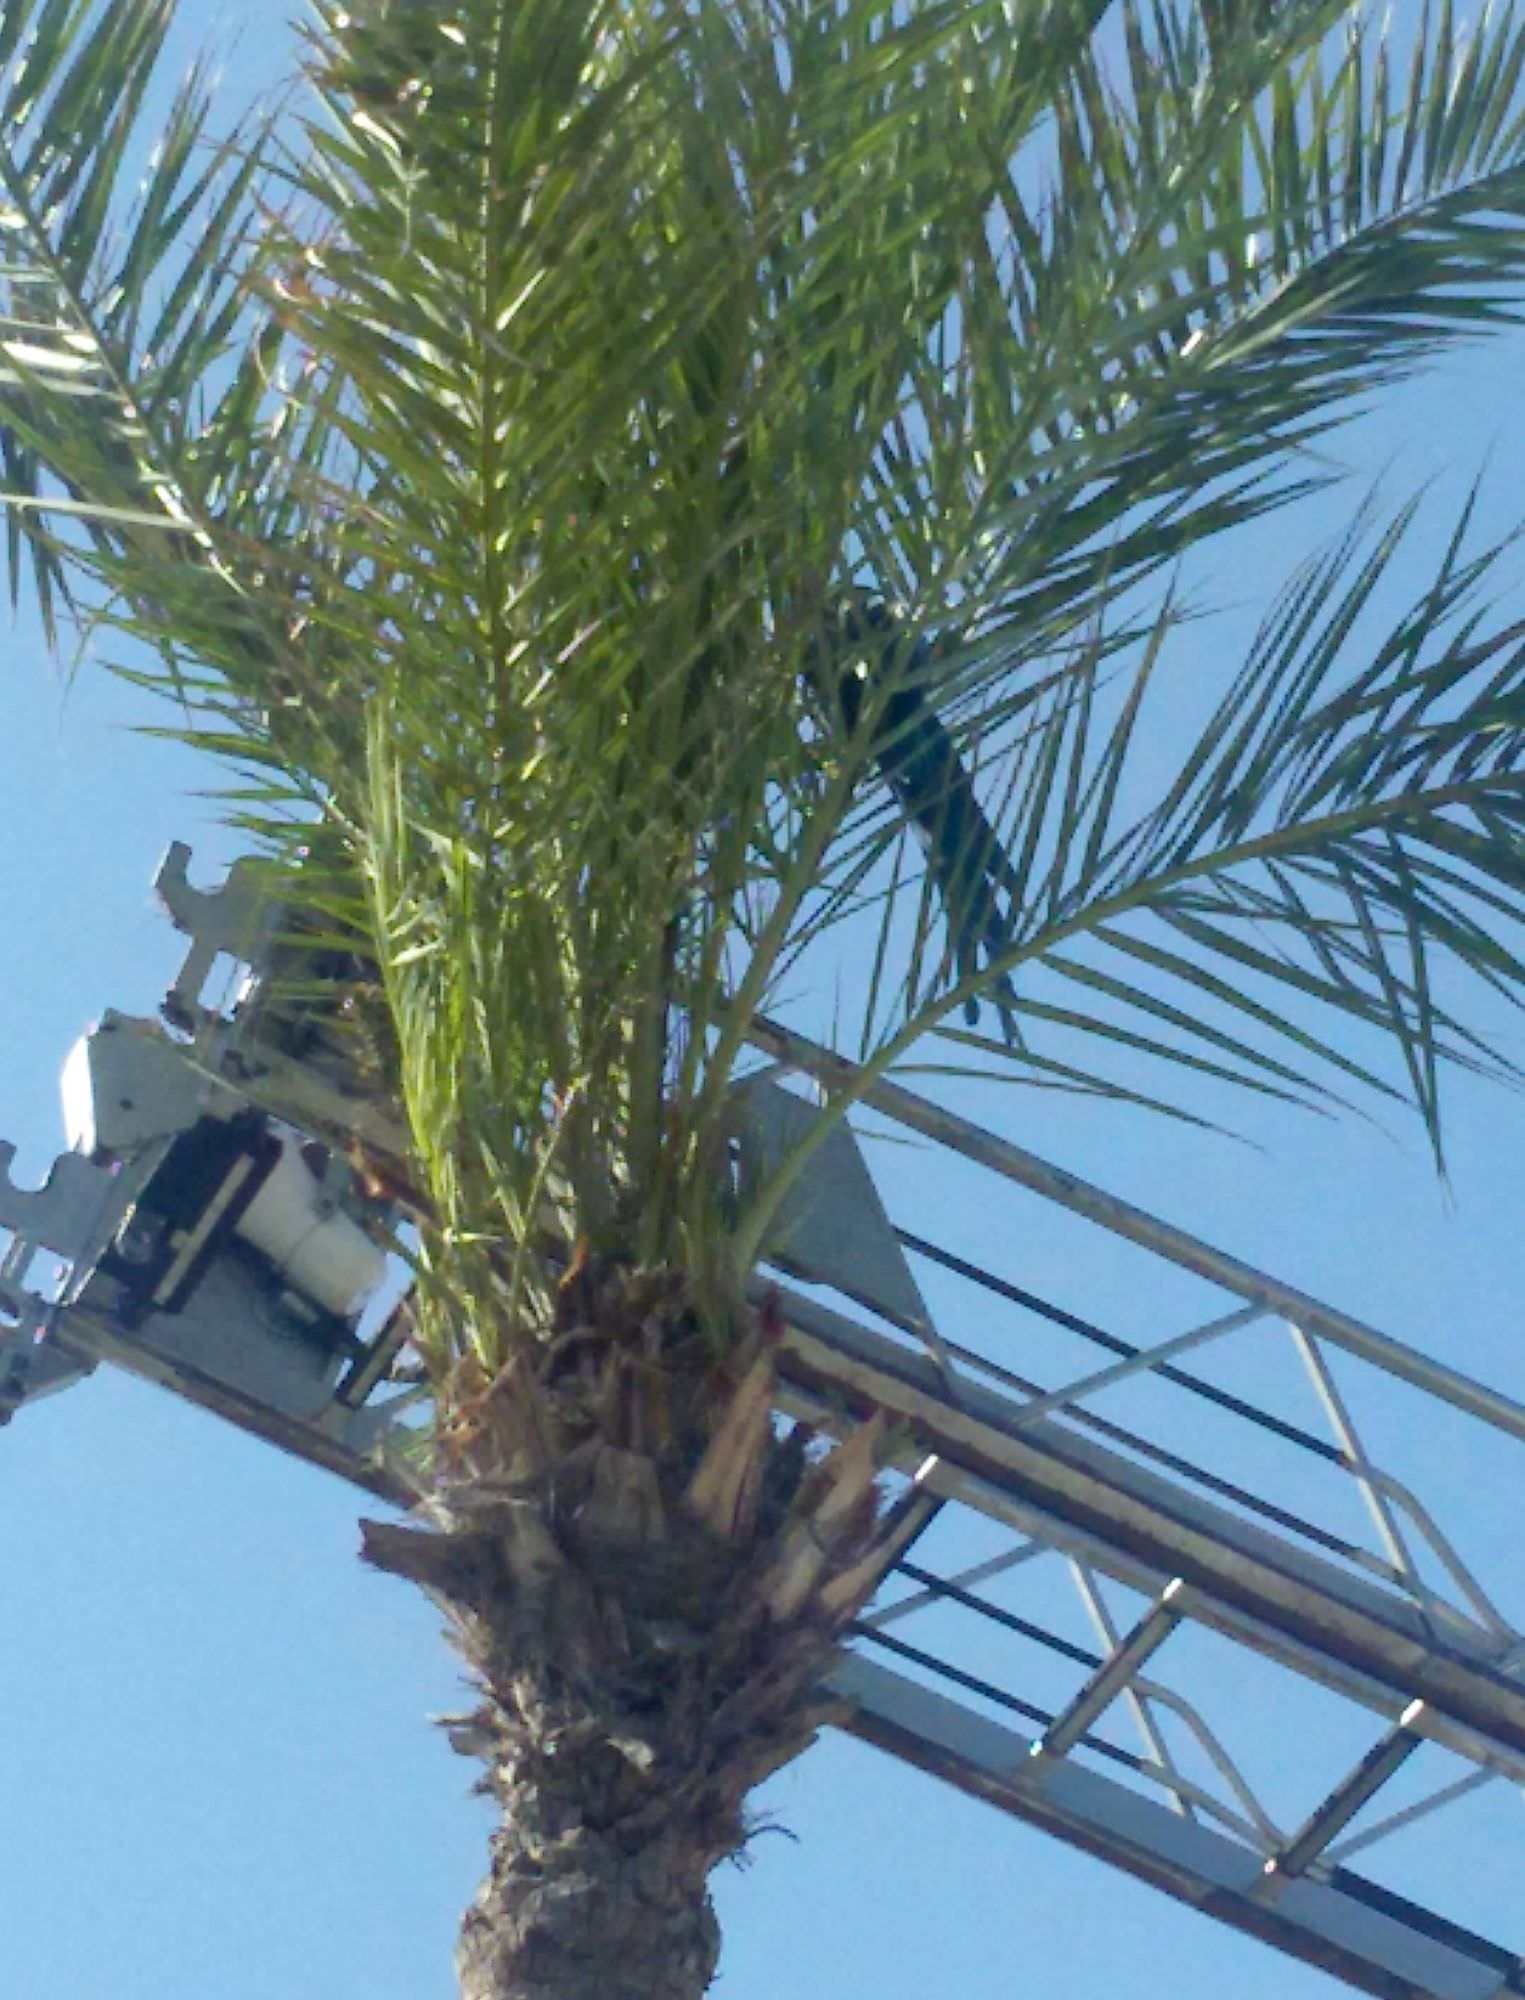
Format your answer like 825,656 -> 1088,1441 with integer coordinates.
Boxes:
0,1144 -> 121,1263
154,840 -> 276,1025
735,1076 -> 932,1334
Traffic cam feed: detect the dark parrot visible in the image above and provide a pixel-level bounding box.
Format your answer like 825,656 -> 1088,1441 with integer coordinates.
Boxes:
812,600 -> 1021,1042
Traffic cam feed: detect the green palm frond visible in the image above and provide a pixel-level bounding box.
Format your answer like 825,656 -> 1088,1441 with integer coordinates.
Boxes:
5,0 -> 1525,1344
952,499 -> 1525,1151
881,0 -> 1525,656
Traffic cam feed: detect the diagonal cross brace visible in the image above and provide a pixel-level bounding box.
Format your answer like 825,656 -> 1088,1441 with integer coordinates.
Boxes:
1032,1578 -> 1186,1760
1267,1708 -> 1427,1881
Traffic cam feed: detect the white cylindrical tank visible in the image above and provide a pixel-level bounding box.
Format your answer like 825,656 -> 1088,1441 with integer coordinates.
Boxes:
234,1133 -> 385,1319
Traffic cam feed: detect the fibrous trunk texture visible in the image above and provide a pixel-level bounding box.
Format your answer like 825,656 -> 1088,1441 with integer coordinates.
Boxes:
455,1810 -> 720,2000
363,1259 -> 929,2000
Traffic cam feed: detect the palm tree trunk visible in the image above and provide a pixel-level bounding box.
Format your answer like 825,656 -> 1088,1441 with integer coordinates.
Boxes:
361,1262 -> 931,2000
455,1798 -> 720,2000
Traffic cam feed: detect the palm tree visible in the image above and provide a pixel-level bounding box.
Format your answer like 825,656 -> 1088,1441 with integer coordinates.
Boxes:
10,0 -> 1525,1992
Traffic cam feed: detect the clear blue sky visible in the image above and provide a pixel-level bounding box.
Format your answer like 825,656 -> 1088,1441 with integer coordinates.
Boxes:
0,7 -> 1522,1997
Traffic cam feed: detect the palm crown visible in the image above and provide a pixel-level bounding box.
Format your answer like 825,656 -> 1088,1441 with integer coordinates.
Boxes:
9,3 -> 1525,1990
8,1 -> 1525,1335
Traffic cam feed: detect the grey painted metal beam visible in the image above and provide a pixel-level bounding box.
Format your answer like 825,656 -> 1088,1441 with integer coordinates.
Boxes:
750,1020 -> 1525,1444
774,1288 -> 1525,1774
42,1307 -> 413,1508
832,1655 -> 1524,2000
53,1249 -> 1525,1783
